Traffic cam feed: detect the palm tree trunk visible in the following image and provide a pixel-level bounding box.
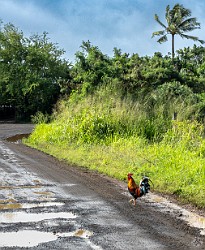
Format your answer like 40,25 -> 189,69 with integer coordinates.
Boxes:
172,34 -> 175,60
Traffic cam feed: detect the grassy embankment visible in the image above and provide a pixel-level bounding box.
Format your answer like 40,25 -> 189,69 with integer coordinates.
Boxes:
25,86 -> 205,208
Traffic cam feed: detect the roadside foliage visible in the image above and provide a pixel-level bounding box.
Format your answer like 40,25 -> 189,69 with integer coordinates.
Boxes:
26,42 -> 205,207
0,21 -> 69,120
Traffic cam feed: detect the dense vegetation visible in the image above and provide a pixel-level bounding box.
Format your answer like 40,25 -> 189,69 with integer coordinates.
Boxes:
26,40 -> 205,208
1,11 -> 205,207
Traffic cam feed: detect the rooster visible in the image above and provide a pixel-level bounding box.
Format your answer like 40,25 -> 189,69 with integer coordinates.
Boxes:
127,173 -> 151,205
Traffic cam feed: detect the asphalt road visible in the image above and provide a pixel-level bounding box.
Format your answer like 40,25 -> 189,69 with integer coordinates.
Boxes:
0,123 -> 205,249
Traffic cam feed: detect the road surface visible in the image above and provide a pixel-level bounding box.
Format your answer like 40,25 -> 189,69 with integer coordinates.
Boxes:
0,123 -> 204,249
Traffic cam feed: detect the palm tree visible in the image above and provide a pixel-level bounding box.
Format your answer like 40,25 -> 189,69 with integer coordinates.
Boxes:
152,4 -> 205,59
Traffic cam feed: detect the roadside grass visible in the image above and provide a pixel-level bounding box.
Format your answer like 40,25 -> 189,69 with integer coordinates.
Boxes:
25,121 -> 205,208
25,86 -> 205,208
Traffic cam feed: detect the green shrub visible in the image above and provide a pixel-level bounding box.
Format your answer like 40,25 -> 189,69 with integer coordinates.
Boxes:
31,111 -> 50,124
25,85 -> 205,208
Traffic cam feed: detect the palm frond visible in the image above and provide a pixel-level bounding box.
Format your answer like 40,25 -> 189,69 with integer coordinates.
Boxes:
172,5 -> 181,21
165,5 -> 171,26
198,39 -> 205,44
152,30 -> 165,38
157,35 -> 168,44
154,14 -> 167,29
173,4 -> 191,19
179,5 -> 191,19
179,33 -> 205,44
170,4 -> 192,28
179,18 -> 200,31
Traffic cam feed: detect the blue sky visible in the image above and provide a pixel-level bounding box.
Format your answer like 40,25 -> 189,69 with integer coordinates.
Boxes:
0,0 -> 205,62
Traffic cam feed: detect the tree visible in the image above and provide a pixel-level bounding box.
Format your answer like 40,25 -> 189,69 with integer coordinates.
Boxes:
0,23 -> 27,108
23,32 -> 69,117
0,22 -> 69,120
71,41 -> 111,95
152,4 -> 204,59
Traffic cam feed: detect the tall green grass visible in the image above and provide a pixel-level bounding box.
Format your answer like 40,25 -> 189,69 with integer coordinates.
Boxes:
25,85 -> 205,208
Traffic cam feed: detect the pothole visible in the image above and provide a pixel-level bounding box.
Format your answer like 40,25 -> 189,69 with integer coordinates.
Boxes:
0,230 -> 57,247
0,201 -> 65,210
0,211 -> 77,223
0,229 -> 96,248
34,191 -> 54,197
0,203 -> 22,210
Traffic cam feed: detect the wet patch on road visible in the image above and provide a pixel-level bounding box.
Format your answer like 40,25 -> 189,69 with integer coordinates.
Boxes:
33,191 -> 54,196
0,229 -> 100,248
0,201 -> 65,210
143,193 -> 205,236
0,211 -> 77,223
0,202 -> 22,210
0,139 -> 104,249
0,230 -> 59,247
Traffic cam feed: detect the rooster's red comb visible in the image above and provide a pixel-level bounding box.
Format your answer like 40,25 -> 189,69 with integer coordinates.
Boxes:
127,173 -> 133,176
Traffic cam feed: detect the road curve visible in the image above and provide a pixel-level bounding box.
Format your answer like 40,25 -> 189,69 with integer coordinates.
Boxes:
0,123 -> 205,249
